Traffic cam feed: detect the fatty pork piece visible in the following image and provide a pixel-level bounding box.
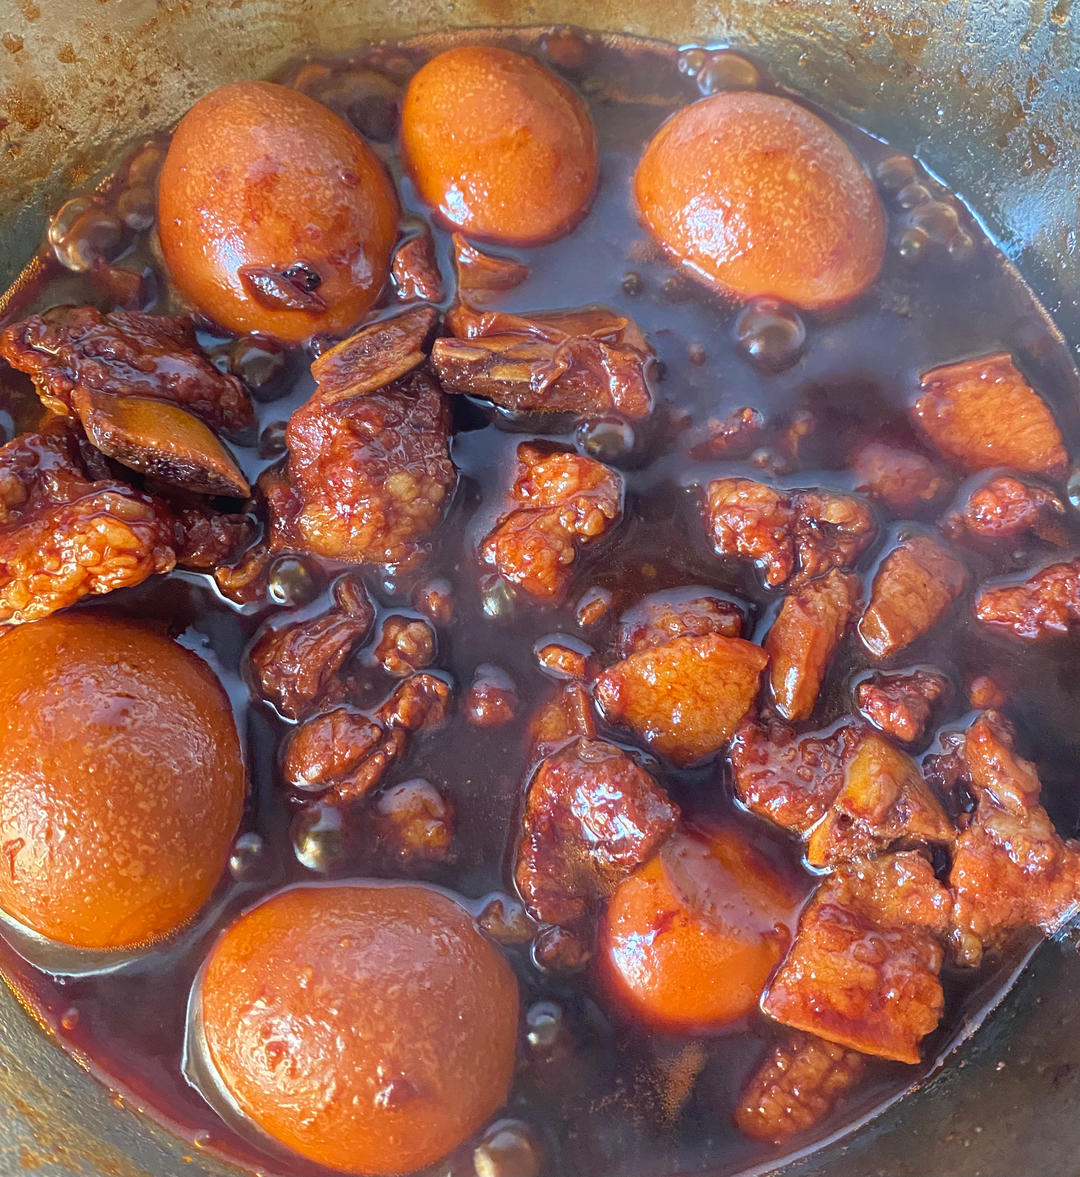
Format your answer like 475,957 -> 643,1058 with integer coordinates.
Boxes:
514,737 -> 679,927
761,851 -> 951,1064
854,667 -> 951,744
975,557 -> 1080,641
0,421 -> 176,624
615,586 -> 745,657
949,713 -> 1080,966
913,352 -> 1067,478
269,367 -> 456,566
943,473 -> 1067,550
595,633 -> 768,766
735,1031 -> 868,1144
481,443 -> 622,601
0,305 -> 254,435
432,302 -> 653,419
858,533 -> 967,659
765,569 -> 859,721
704,478 -> 876,589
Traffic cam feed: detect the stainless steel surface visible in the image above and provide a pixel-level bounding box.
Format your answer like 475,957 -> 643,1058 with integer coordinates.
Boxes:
0,2 -> 1078,1174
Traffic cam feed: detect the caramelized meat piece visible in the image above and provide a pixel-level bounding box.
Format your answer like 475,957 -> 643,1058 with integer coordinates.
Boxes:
735,1032 -> 867,1144
729,719 -> 864,836
595,633 -> 768,766
975,558 -> 1080,641
852,441 -> 951,514
466,663 -> 519,727
373,779 -> 454,862
765,570 -> 859,721
452,233 -> 530,294
373,614 -> 436,676
284,706 -> 385,789
248,576 -> 374,719
855,667 -> 950,743
536,640 -> 590,679
481,444 -> 622,601
615,587 -> 744,657
432,303 -> 653,419
858,534 -> 967,659
0,423 -> 176,624
514,737 -> 679,925
762,852 -> 950,1063
949,714 -> 1080,965
274,369 -> 456,565
527,681 -> 597,760
705,479 -> 876,589
308,306 -> 437,404
687,406 -> 764,460
376,671 -> 453,733
805,733 -> 954,868
944,473 -> 1067,548
0,306 -> 253,435
172,503 -> 257,571
391,232 -> 442,302
913,352 -> 1067,478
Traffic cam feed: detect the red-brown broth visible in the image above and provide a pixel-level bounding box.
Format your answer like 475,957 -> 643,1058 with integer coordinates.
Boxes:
0,26 -> 1079,1177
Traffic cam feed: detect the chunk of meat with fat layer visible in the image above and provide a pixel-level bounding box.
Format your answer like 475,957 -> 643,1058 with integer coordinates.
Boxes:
705,478 -> 876,589
248,576 -> 374,719
0,422 -> 176,624
729,719 -> 864,836
0,305 -> 253,435
944,473 -> 1067,548
735,1031 -> 868,1144
975,558 -> 1080,641
858,534 -> 967,659
913,352 -> 1067,478
852,440 -> 951,515
595,632 -> 768,766
615,587 -> 744,657
482,444 -> 622,601
766,569 -> 859,721
805,732 -> 954,868
762,852 -> 951,1064
949,714 -> 1080,965
855,667 -> 950,744
273,368 -> 456,565
514,737 -> 679,926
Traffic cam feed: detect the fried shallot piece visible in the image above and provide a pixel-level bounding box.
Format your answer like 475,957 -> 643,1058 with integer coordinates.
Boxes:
615,586 -> 745,657
595,632 -> 768,766
944,473 -> 1067,549
391,231 -> 442,302
704,478 -> 876,589
805,733 -> 954,868
854,667 -> 950,744
949,713 -> 1080,966
974,557 -> 1080,641
765,569 -> 859,721
0,305 -> 253,435
452,233 -> 530,295
481,443 -> 622,601
270,367 -> 457,566
527,681 -> 597,761
432,302 -> 653,418
762,851 -> 951,1064
735,1031 -> 868,1144
0,421 -> 176,624
248,575 -> 375,719
283,673 -> 452,808
913,352 -> 1067,478
514,737 -> 679,926
729,719 -> 865,836
858,533 -> 967,659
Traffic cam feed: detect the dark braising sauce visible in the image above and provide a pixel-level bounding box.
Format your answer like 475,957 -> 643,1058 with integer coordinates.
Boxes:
0,26 -> 1079,1177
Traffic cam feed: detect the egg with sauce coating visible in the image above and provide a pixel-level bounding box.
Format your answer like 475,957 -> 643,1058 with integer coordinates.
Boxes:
635,92 -> 886,310
0,614 -> 244,951
197,881 -> 519,1175
598,826 -> 801,1033
401,46 -> 597,244
158,82 -> 399,343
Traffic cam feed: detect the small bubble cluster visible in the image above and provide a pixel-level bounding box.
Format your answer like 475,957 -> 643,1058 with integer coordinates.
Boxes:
875,154 -> 975,265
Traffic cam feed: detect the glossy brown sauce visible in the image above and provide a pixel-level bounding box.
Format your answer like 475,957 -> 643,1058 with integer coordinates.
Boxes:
1,26 -> 1079,1177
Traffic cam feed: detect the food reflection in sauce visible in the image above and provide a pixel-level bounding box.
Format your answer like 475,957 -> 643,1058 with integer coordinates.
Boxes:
0,25 -> 1078,1177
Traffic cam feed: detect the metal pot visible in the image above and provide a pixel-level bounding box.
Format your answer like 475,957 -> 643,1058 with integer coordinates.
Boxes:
0,2 -> 1078,1174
